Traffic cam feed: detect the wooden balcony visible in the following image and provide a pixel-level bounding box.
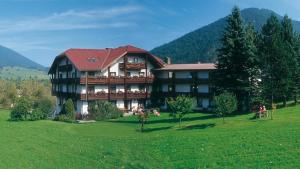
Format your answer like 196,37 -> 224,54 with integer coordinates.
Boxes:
119,62 -> 146,70
51,78 -> 80,84
58,64 -> 72,71
79,91 -> 150,100
80,76 -> 108,84
80,92 -> 108,100
80,76 -> 154,84
126,91 -> 151,99
158,92 -> 211,98
52,90 -> 80,98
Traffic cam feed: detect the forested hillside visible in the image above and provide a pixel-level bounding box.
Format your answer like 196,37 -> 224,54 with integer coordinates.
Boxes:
151,8 -> 300,63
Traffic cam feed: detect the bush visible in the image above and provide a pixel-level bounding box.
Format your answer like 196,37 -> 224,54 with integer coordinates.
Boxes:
10,97 -> 31,121
29,108 -> 44,121
89,101 -> 122,121
36,97 -> 54,119
58,99 -> 75,122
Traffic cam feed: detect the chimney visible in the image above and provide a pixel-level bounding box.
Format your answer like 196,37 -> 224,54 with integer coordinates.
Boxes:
164,57 -> 171,64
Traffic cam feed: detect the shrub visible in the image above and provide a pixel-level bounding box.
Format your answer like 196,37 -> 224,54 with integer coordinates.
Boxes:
10,97 -> 31,121
213,91 -> 237,123
29,108 -> 44,121
59,99 -> 75,122
36,97 -> 54,119
89,101 -> 122,121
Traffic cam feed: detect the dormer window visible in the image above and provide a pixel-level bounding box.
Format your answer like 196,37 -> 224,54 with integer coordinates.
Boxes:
87,57 -> 97,63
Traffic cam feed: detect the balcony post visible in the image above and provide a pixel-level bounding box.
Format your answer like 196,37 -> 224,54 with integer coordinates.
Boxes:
85,71 -> 88,101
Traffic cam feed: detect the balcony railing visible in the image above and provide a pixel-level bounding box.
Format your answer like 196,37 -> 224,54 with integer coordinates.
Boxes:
79,76 -> 154,84
51,78 -> 80,84
80,91 -> 151,100
58,64 -> 72,71
119,62 -> 146,70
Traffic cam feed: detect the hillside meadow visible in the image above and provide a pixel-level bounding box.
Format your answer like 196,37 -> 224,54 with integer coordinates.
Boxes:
0,106 -> 299,169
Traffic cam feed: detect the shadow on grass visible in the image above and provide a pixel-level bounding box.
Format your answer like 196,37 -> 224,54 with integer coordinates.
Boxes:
178,123 -> 216,130
111,114 -> 218,125
138,126 -> 173,133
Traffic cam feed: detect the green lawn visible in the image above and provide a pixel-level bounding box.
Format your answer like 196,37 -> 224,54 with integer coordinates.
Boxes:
0,106 -> 299,169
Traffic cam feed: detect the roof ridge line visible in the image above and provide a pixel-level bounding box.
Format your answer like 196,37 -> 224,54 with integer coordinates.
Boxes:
100,48 -> 112,69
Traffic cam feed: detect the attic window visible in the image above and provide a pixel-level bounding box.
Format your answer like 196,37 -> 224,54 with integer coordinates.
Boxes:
87,57 -> 97,63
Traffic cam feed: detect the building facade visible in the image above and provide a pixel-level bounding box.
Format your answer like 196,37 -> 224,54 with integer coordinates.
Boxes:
48,45 -> 215,115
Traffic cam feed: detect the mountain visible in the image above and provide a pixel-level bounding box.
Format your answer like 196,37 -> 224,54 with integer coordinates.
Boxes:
151,8 -> 300,64
0,45 -> 45,70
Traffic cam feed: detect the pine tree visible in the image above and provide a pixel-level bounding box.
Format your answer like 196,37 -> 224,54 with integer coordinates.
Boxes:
259,14 -> 282,106
281,15 -> 299,105
214,6 -> 259,112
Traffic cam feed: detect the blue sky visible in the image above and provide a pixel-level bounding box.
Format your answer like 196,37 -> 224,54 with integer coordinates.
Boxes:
1,0 -> 300,66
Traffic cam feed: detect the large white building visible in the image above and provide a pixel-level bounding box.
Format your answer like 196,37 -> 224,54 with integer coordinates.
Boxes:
48,45 -> 215,116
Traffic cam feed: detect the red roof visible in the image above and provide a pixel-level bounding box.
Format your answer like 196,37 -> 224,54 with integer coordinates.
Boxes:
49,45 -> 165,73
156,63 -> 216,71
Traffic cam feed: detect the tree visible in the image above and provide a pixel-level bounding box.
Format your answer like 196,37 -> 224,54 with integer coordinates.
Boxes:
167,95 -> 194,127
10,97 -> 31,121
259,14 -> 299,107
137,109 -> 150,132
62,99 -> 75,120
213,91 -> 237,123
214,6 -> 259,112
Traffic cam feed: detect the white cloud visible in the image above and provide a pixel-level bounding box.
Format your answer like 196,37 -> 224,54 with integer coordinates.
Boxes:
0,5 -> 143,33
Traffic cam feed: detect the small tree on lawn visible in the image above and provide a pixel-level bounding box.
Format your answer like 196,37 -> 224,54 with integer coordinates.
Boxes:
167,95 -> 194,127
10,97 -> 31,121
137,109 -> 150,132
213,91 -> 237,123
62,99 -> 75,120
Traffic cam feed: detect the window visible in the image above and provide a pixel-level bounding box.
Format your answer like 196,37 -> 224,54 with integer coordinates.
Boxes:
87,57 -> 97,63
190,85 -> 197,93
59,98 -> 63,106
110,85 -> 116,92
59,73 -> 62,78
88,71 -> 95,76
133,57 -> 138,63
127,85 -> 131,91
110,72 -> 116,77
139,72 -> 145,77
126,72 -> 131,77
88,86 -> 95,93
110,100 -> 117,105
197,98 -> 203,107
139,84 -> 145,91
72,72 -> 75,78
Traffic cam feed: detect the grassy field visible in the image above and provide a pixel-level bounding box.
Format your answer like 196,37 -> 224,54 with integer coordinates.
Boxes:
0,106 -> 299,169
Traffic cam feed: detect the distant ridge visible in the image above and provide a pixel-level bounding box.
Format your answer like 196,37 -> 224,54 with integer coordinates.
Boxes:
0,45 -> 45,70
151,8 -> 300,63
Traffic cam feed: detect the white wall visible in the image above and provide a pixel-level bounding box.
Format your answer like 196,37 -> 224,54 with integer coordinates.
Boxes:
175,84 -> 190,92
198,85 -> 209,93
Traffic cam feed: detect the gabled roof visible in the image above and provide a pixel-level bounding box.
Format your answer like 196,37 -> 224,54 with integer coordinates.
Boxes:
48,45 -> 165,73
155,63 -> 216,71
